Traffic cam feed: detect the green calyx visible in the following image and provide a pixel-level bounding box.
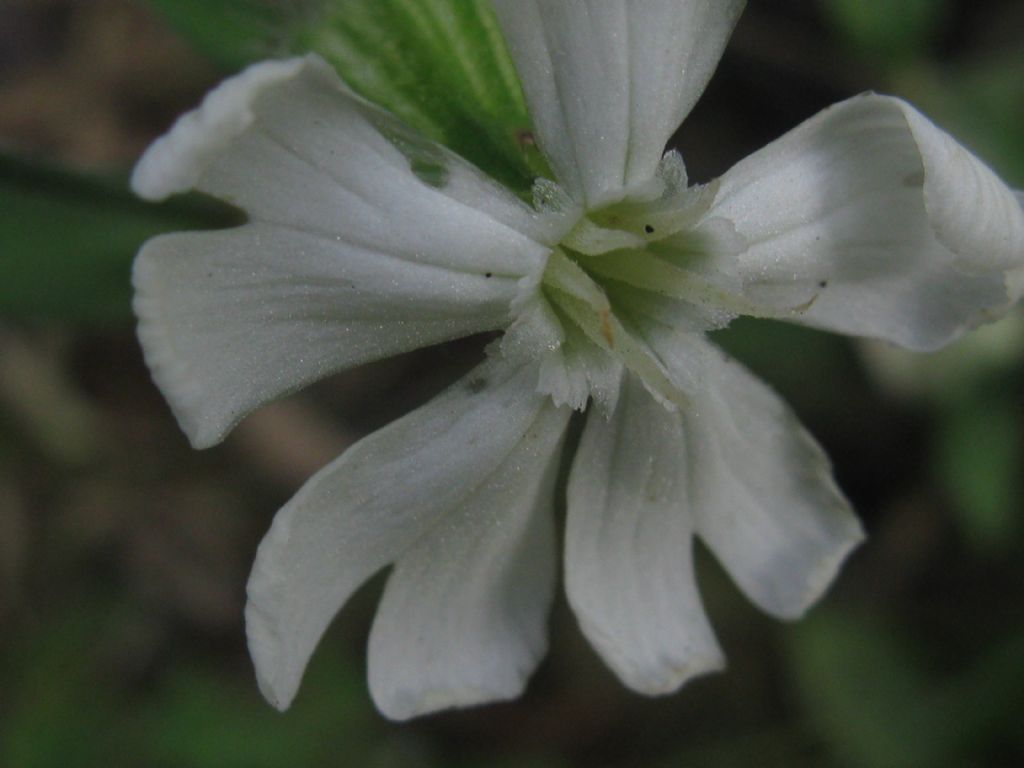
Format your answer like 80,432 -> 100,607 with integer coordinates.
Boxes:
292,0 -> 551,195
146,0 -> 552,196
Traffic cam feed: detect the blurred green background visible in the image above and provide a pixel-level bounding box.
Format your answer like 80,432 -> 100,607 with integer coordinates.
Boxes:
1,1 -> 1023,766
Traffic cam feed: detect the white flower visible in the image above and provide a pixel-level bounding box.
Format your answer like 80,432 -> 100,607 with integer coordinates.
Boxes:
131,1 -> 1024,720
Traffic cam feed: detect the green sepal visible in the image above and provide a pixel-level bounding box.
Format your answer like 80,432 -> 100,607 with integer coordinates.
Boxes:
293,0 -> 547,194
144,0 -> 548,195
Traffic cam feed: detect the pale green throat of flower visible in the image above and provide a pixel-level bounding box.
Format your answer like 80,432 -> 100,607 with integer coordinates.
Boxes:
522,152 -> 821,413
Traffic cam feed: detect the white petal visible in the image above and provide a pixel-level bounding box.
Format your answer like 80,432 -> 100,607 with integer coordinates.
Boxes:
1012,189 -> 1024,297
131,55 -> 559,447
492,0 -> 745,207
706,94 -> 1024,351
133,56 -> 562,247
244,358 -> 564,712
134,225 -> 518,448
646,329 -> 864,619
565,372 -> 723,694
367,401 -> 569,720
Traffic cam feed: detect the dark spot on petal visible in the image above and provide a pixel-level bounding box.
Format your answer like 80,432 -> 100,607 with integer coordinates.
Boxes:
411,158 -> 450,188
644,224 -> 655,234
903,170 -> 925,188
818,280 -> 828,288
515,129 -> 536,148
485,272 -> 493,278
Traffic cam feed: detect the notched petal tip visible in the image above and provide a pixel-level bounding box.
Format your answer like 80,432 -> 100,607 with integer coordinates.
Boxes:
371,673 -> 535,722
565,377 -> 726,699
247,618 -> 300,713
627,653 -> 727,697
776,515 -> 866,622
241,361 -> 563,720
249,624 -> 297,713
581,613 -> 727,697
244,502 -> 303,712
132,243 -> 219,448
131,55 -> 327,201
366,395 -> 566,721
887,95 -> 1024,275
132,238 -> 244,449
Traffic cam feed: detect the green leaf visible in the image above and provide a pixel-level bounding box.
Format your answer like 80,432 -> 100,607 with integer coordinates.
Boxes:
0,154 -> 237,326
936,629 -> 1024,751
787,612 -> 943,768
820,0 -> 951,64
132,660 -> 369,768
788,613 -> 1024,768
655,730 -> 818,768
0,601 -> 122,768
935,391 -> 1022,553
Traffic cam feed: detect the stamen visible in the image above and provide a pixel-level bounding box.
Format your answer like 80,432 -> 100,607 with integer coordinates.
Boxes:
562,217 -> 646,256
541,248 -> 611,314
550,290 -> 686,410
579,249 -> 819,321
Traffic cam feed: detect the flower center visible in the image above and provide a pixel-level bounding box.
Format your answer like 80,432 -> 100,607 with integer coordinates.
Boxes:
506,152 -> 822,412
501,155 -> 743,411
536,211 -> 725,410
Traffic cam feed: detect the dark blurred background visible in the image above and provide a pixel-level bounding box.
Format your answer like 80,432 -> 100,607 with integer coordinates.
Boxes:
1,1 -> 1023,766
